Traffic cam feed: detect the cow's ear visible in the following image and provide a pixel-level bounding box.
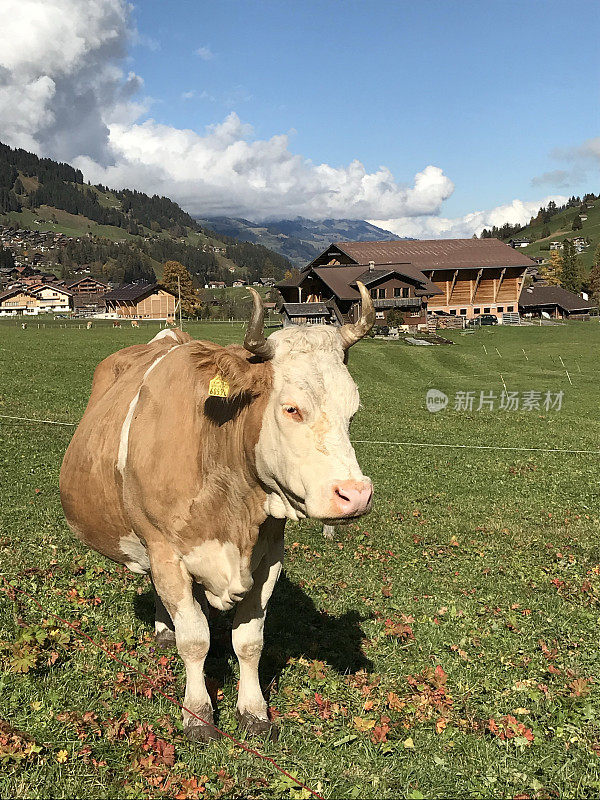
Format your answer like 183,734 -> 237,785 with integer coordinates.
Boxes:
213,350 -> 266,399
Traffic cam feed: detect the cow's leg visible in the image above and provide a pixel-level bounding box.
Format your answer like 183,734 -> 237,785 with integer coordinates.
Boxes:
232,520 -> 284,738
149,544 -> 219,742
152,583 -> 176,648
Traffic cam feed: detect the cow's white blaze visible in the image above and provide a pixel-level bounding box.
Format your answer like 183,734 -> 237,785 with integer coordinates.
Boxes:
255,325 -> 371,521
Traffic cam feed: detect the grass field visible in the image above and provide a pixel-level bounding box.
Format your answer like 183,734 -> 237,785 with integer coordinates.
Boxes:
1,319 -> 600,799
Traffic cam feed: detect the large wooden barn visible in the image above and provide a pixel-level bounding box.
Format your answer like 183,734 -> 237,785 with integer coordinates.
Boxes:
103,283 -> 176,320
277,238 -> 535,324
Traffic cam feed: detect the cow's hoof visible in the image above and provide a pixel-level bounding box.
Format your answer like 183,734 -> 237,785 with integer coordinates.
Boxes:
236,710 -> 279,740
154,628 -> 176,649
183,717 -> 222,743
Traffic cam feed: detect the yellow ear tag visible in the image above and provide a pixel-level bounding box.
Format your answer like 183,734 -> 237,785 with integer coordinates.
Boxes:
208,374 -> 230,398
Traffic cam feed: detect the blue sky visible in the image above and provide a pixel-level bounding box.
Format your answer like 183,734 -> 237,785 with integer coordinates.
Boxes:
130,0 -> 600,219
1,0 -> 599,235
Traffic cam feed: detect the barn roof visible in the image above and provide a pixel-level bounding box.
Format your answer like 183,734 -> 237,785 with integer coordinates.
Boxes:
308,238 -> 536,271
519,285 -> 598,312
103,282 -> 176,302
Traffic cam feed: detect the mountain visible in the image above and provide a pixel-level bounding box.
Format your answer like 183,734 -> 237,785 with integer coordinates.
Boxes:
0,142 -> 291,285
196,216 -> 406,267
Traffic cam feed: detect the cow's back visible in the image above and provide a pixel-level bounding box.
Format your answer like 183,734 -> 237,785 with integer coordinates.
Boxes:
60,331 -> 191,565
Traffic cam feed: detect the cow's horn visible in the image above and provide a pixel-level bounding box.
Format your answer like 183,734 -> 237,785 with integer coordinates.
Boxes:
339,281 -> 375,349
244,287 -> 275,359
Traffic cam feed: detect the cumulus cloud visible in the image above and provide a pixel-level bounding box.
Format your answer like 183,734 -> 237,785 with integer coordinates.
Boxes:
370,194 -> 569,239
0,0 -> 457,221
0,0 -> 556,233
0,0 -> 139,164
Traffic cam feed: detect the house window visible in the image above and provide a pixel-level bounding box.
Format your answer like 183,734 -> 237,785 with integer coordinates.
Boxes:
506,306 -> 514,312
378,288 -> 386,299
449,309 -> 456,315
497,306 -> 504,312
370,289 -> 377,298
484,307 -> 491,313
459,308 -> 467,315
474,307 -> 481,314
394,287 -> 409,298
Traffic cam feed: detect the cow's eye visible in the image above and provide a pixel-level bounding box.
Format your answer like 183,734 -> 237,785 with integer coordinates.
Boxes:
283,405 -> 303,421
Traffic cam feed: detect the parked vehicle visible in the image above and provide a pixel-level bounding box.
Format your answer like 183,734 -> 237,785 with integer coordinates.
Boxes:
469,314 -> 498,326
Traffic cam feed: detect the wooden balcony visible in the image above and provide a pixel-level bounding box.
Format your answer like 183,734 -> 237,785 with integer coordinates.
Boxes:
372,297 -> 422,309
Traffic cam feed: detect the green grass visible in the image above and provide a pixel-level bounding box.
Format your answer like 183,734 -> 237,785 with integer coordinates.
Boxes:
1,320 -> 600,798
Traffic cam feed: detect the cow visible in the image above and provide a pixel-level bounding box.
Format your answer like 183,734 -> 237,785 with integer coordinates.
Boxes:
60,285 -> 375,742
86,321 -> 93,330
112,320 -> 121,328
131,320 -> 139,328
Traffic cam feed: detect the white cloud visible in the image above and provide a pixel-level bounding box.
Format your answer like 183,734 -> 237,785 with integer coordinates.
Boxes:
0,0 -> 558,234
370,194 -> 569,239
195,45 -> 214,61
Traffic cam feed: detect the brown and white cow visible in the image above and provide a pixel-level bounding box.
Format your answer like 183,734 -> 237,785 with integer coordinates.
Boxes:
60,285 -> 374,741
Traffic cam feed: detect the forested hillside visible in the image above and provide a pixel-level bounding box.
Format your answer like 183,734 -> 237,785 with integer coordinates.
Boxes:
0,142 -> 291,284
480,193 -> 599,272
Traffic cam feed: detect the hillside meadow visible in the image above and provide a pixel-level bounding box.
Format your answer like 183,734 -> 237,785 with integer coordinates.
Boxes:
0,318 -> 599,798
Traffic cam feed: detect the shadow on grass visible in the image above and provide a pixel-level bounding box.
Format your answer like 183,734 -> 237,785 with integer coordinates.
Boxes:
133,570 -> 373,689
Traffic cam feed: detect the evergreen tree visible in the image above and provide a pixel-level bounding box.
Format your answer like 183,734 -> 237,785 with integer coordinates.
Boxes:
560,240 -> 583,293
589,245 -> 600,304
0,243 -> 15,268
162,260 -> 202,317
572,215 -> 583,231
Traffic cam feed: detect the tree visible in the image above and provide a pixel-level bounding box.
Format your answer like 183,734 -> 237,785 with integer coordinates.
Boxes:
0,243 -> 15,268
541,225 -> 550,238
589,245 -> 600,304
572,215 -> 583,231
386,308 -> 405,327
537,251 -> 562,285
162,260 -> 202,317
560,239 -> 583,294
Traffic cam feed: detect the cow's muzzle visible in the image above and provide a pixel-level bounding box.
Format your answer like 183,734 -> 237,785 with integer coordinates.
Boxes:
330,479 -> 373,518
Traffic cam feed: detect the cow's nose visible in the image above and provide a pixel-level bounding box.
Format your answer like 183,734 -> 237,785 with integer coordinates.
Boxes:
331,480 -> 373,517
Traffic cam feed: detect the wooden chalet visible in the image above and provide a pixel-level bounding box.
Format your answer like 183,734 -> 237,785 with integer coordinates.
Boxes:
277,239 -> 535,325
30,283 -> 73,313
519,285 -> 598,319
65,276 -> 110,314
0,287 -> 39,315
103,283 -> 176,320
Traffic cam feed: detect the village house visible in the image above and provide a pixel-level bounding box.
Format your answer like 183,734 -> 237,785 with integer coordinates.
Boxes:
509,239 -> 531,248
0,287 -> 40,315
549,241 -> 562,250
30,283 -> 73,313
519,285 -> 598,319
64,276 -> 110,315
277,238 -> 534,325
102,283 -> 176,320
